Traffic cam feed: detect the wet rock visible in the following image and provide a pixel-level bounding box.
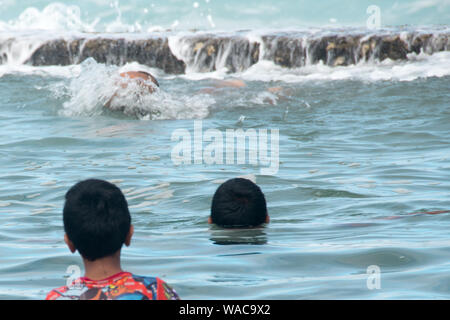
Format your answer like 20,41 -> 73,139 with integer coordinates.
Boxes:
421,33 -> 449,54
263,35 -> 359,67
125,38 -> 186,74
409,33 -> 433,54
175,35 -> 260,73
325,36 -> 362,66
78,38 -> 127,65
379,36 -> 408,60
13,31 -> 450,73
27,37 -> 186,74
27,40 -> 71,66
262,35 -> 363,68
358,35 -> 408,61
261,35 -> 307,68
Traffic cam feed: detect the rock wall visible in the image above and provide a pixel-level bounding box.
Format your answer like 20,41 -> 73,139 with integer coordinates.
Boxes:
1,31 -> 447,74
27,37 -> 186,74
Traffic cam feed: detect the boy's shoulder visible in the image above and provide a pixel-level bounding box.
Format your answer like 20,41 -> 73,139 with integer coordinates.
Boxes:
45,272 -> 179,300
130,274 -> 180,300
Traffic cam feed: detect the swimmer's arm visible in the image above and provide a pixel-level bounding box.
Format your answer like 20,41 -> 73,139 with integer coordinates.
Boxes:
213,80 -> 288,95
104,92 -> 118,109
201,79 -> 288,95
199,79 -> 292,106
214,79 -> 246,88
198,79 -> 247,94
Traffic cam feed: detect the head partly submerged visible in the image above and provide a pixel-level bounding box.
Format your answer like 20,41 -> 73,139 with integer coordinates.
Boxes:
119,71 -> 160,93
63,179 -> 133,261
209,178 -> 269,228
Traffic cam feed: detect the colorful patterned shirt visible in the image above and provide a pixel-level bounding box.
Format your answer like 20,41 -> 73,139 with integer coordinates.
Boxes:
45,272 -> 180,300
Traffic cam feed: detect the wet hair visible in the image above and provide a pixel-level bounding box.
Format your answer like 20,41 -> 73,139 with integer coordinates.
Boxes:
211,178 -> 267,228
138,71 -> 159,87
63,179 -> 131,261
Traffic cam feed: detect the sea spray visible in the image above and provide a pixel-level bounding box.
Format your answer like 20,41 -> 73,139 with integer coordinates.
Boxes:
55,58 -> 215,120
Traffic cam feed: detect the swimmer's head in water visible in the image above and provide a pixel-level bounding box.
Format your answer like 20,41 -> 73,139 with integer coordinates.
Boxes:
210,178 -> 269,228
119,71 -> 159,93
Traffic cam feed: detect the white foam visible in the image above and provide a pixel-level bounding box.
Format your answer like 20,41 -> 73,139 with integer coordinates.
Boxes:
0,21 -> 448,87
385,180 -> 413,185
40,180 -> 57,186
129,201 -> 158,209
11,200 -> 57,208
26,193 -> 41,199
31,208 -> 53,215
250,91 -> 279,105
0,3 -> 99,33
237,51 -> 450,83
0,63 -> 80,78
54,58 -> 215,120
168,32 -> 238,76
393,188 -> 412,194
144,189 -> 174,200
126,183 -> 170,197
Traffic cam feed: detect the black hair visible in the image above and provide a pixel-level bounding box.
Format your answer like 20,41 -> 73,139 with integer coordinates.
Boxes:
63,179 -> 131,261
211,178 -> 267,228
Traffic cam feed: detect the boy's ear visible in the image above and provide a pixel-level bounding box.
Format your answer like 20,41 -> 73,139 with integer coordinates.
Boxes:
265,213 -> 270,224
64,234 -> 77,253
208,217 -> 212,224
125,225 -> 134,247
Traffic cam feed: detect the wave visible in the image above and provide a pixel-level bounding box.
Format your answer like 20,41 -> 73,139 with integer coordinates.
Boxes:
49,58 -> 215,120
1,28 -> 449,82
237,51 -> 450,82
1,1 -> 450,33
0,2 -> 144,33
0,29 -> 448,70
0,5 -> 449,92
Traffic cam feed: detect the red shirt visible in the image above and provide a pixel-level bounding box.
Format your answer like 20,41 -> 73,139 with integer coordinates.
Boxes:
46,272 -> 179,300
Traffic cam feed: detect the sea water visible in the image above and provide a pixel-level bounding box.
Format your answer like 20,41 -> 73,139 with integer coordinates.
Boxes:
0,1 -> 449,299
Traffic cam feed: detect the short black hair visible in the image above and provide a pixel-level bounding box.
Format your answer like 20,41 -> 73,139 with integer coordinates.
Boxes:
211,178 -> 267,228
63,179 -> 131,261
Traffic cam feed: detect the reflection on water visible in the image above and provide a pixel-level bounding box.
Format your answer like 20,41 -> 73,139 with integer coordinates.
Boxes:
209,226 -> 268,245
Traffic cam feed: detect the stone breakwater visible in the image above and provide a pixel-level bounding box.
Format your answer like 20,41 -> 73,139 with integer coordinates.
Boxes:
1,31 -> 449,74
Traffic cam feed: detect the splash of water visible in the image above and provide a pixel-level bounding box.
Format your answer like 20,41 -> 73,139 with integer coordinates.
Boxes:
54,58 -> 216,120
0,3 -> 99,32
238,50 -> 450,82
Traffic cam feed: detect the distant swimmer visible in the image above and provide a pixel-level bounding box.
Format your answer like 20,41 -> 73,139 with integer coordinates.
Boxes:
198,79 -> 246,94
104,70 -> 290,116
105,71 -> 243,111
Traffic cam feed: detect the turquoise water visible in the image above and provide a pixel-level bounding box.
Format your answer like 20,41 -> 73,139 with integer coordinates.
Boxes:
1,73 -> 449,299
1,0 -> 449,31
0,1 -> 450,300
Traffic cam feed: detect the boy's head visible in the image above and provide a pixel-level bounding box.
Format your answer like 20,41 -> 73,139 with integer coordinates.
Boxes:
209,178 -> 269,228
63,179 -> 133,261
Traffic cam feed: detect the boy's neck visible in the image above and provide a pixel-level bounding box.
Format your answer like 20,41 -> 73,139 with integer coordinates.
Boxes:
82,251 -> 125,281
